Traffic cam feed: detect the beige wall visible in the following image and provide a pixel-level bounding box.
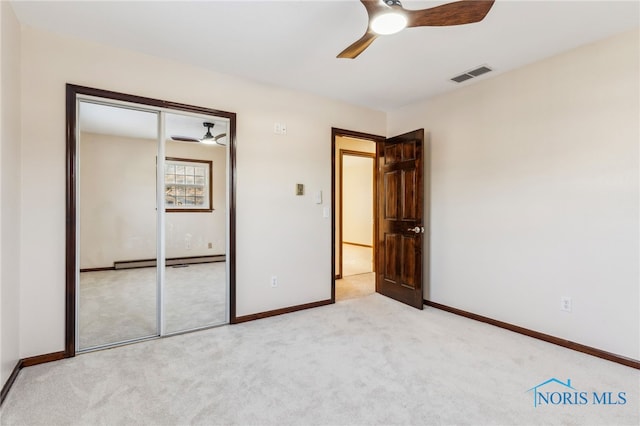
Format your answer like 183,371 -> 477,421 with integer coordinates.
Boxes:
1,1 -> 22,385
342,156 -> 374,246
79,132 -> 227,269
19,26 -> 386,358
388,29 -> 640,359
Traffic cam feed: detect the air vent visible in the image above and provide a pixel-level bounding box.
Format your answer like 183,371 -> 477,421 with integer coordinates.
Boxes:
451,65 -> 493,83
468,66 -> 492,77
451,74 -> 474,83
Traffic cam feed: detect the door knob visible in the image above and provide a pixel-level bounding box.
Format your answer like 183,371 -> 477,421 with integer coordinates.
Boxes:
408,226 -> 421,233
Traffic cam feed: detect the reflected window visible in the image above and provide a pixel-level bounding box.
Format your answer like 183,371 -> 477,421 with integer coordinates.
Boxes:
165,157 -> 213,212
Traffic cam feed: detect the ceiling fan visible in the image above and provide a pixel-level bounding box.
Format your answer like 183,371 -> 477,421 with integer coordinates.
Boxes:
337,0 -> 495,59
171,122 -> 227,146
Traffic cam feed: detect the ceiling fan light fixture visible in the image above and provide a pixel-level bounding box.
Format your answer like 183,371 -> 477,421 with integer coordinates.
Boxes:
337,0 -> 495,59
371,12 -> 407,35
203,132 -> 227,146
171,122 -> 226,145
199,123 -> 217,144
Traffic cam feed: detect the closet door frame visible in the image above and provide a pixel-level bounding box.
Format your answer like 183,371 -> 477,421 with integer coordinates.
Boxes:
65,84 -> 237,356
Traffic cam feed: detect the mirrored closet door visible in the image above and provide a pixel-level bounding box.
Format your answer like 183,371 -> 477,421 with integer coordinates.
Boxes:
163,112 -> 228,334
73,91 -> 234,353
78,101 -> 159,350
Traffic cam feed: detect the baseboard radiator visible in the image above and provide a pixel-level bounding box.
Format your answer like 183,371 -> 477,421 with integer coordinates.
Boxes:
80,255 -> 227,272
114,255 -> 226,269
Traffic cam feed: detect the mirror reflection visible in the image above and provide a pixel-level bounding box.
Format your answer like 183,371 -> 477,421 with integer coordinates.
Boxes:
164,113 -> 228,334
78,101 -> 159,350
77,102 -> 229,351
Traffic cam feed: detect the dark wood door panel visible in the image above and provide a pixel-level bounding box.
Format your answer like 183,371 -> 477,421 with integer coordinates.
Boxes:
402,141 -> 416,161
401,169 -> 417,220
377,129 -> 424,310
400,235 -> 418,289
384,144 -> 402,164
383,233 -> 399,283
384,170 -> 399,219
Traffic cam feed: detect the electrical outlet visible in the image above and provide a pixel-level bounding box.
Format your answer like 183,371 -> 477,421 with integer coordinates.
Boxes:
560,296 -> 572,312
185,239 -> 191,250
208,242 -> 213,249
270,276 -> 278,288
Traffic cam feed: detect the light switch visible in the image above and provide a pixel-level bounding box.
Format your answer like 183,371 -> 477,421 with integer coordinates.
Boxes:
274,122 -> 287,135
314,190 -> 322,204
296,183 -> 304,196
323,206 -> 330,218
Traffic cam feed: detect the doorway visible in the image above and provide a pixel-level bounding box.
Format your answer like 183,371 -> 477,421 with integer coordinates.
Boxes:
331,127 -> 427,309
340,151 -> 375,276
332,129 -> 384,301
66,85 -> 237,355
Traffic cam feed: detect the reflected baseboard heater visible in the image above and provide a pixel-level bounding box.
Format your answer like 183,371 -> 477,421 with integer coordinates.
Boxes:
114,255 -> 226,270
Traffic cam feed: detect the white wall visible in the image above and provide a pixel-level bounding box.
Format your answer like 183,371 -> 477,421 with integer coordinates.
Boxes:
1,1 -> 22,385
19,26 -> 385,358
79,133 -> 227,269
342,156 -> 373,246
388,29 -> 639,359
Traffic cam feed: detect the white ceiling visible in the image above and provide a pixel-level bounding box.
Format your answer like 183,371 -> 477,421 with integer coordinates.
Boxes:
11,0 -> 639,111
79,101 -> 229,142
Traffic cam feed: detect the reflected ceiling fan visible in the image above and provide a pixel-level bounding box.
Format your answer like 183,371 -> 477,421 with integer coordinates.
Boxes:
171,122 -> 227,146
338,0 -> 495,59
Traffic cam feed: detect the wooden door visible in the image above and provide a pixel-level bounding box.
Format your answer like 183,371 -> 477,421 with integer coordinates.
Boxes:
377,129 -> 424,309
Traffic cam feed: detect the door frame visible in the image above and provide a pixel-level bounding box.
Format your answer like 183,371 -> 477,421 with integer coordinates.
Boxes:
331,128 -> 385,302
65,84 -> 237,357
338,149 -> 376,279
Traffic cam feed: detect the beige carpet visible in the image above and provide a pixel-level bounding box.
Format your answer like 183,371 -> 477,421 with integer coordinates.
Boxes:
2,294 -> 638,425
336,272 -> 375,301
79,262 -> 227,350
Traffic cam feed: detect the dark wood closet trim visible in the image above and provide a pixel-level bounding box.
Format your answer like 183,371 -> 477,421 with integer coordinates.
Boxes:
424,300 -> 639,370
331,128 -> 384,301
233,299 -> 332,324
66,84 -> 238,357
0,351 -> 66,405
65,85 -> 77,358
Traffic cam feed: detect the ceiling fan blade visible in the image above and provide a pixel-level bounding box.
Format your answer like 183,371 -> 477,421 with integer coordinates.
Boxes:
337,0 -> 385,59
215,133 -> 227,146
170,136 -> 200,143
337,31 -> 378,59
406,0 -> 495,28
